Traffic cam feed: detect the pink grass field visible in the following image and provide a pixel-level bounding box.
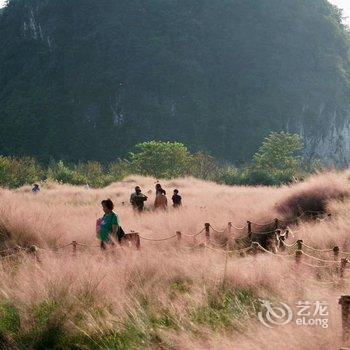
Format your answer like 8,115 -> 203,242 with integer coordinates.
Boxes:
1,171 -> 350,349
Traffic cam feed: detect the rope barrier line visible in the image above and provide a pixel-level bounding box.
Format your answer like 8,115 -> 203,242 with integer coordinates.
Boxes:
182,228 -> 206,237
209,225 -> 227,234
284,245 -> 298,254
282,241 -> 298,248
298,261 -> 331,269
250,222 -> 274,227
0,209 -> 337,263
210,240 -> 229,248
256,243 -> 296,259
76,243 -> 100,248
230,224 -> 247,230
37,247 -> 55,252
57,243 -> 74,250
301,251 -> 339,264
139,234 -> 177,242
302,243 -> 333,253
251,229 -> 278,235
205,243 -> 257,256
256,243 -> 278,255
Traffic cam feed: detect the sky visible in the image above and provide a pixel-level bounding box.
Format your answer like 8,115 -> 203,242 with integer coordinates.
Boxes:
0,0 -> 349,24
330,0 -> 350,25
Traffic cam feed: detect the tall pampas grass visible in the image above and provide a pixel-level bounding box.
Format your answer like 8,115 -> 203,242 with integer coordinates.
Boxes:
0,171 -> 349,349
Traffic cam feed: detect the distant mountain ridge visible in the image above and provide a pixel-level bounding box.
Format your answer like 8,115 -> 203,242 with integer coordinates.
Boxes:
0,0 -> 349,165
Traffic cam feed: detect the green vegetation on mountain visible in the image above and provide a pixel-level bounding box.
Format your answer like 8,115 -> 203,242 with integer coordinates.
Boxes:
0,0 -> 349,164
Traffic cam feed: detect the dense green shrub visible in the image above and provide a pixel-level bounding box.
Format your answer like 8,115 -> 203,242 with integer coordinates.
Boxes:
0,156 -> 43,188
213,167 -> 243,186
108,160 -> 134,182
47,161 -> 88,186
75,162 -> 113,188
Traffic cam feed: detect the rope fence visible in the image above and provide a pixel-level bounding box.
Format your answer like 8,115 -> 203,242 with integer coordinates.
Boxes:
4,211 -> 350,346
0,211 -> 341,272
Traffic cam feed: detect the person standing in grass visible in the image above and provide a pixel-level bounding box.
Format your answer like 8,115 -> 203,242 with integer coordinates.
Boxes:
155,183 -> 166,196
172,189 -> 182,208
154,183 -> 168,210
98,199 -> 124,249
32,184 -> 40,194
130,186 -> 148,212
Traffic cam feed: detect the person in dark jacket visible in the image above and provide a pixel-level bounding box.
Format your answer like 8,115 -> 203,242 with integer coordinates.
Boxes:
32,184 -> 40,194
130,186 -> 148,212
172,189 -> 182,208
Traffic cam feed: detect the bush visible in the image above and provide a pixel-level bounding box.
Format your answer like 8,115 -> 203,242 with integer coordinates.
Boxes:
214,167 -> 283,186
75,161 -> 114,188
130,141 -> 193,179
213,167 -> 243,185
276,174 -> 350,217
0,156 -> 43,188
189,152 -> 219,180
47,161 -> 87,186
109,160 -> 133,182
242,168 -> 277,186
253,132 -> 303,170
252,132 -> 303,184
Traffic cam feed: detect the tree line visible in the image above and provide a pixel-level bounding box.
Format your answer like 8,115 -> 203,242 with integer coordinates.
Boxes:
0,132 -> 321,189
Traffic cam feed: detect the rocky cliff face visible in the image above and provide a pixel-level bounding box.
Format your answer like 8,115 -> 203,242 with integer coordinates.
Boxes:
302,116 -> 350,167
1,0 -> 350,164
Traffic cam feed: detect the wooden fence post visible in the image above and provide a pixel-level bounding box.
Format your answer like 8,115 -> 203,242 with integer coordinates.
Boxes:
295,240 -> 303,264
176,231 -> 182,243
247,221 -> 252,236
295,249 -> 302,264
297,239 -> 303,251
72,241 -> 78,255
341,258 -> 348,278
228,222 -> 232,234
334,246 -> 340,261
252,242 -> 259,255
339,296 -> 350,343
205,223 -> 210,242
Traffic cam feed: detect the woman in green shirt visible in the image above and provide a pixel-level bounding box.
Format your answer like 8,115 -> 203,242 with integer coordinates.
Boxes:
99,199 -> 121,249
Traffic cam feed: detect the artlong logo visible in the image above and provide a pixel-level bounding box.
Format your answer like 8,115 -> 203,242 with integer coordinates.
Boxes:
258,299 -> 293,328
258,299 -> 329,329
